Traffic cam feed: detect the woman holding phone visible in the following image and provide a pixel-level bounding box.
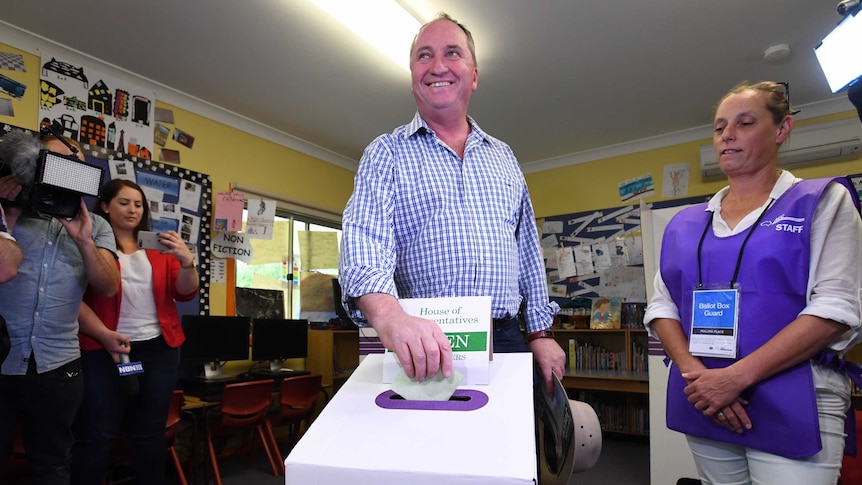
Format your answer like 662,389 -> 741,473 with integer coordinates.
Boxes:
72,178 -> 199,485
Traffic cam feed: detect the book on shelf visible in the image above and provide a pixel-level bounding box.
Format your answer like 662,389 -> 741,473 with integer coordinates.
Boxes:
621,302 -> 647,329
631,340 -> 648,372
566,339 -> 626,372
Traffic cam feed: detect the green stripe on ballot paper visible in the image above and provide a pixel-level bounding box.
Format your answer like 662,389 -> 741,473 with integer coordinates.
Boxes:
446,332 -> 487,352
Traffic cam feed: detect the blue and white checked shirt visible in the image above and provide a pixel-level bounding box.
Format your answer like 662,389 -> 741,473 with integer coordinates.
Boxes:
339,113 -> 558,333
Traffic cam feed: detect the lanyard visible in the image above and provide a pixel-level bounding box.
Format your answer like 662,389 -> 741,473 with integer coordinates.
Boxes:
695,199 -> 775,289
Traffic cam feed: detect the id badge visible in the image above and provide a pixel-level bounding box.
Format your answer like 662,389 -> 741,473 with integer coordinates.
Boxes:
688,287 -> 739,359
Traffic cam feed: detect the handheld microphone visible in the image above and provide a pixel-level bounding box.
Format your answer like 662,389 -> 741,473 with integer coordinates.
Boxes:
117,344 -> 142,397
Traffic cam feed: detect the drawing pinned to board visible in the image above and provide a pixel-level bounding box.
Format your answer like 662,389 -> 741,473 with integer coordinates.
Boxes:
0,73 -> 25,99
662,163 -> 690,197
541,203 -> 645,303
246,198 -> 276,240
214,191 -> 245,233
154,107 -> 175,124
618,174 -> 655,202
154,123 -> 170,146
159,148 -> 181,164
0,99 -> 12,117
172,127 -> 195,148
39,52 -> 155,151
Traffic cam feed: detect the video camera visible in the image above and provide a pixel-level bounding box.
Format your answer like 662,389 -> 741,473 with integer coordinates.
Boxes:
0,125 -> 104,219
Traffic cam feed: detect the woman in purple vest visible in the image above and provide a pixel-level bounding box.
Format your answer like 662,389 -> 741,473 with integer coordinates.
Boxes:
645,81 -> 862,484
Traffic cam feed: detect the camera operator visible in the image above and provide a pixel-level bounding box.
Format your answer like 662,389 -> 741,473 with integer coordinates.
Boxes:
0,133 -> 119,485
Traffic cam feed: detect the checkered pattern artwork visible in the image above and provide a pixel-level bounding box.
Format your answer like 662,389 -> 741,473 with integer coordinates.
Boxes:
0,52 -> 25,72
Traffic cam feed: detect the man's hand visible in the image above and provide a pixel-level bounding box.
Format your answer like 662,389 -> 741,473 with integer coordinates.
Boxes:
529,337 -> 566,394
374,312 -> 453,382
57,199 -> 93,244
0,175 -> 23,203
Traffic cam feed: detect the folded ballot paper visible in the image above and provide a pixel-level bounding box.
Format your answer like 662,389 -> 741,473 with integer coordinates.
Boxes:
391,368 -> 464,401
383,296 -> 492,386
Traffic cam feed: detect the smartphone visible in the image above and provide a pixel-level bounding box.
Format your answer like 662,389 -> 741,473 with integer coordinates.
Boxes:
137,231 -> 169,251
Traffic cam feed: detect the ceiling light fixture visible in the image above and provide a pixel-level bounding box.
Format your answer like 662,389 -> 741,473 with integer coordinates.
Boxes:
763,43 -> 792,64
311,0 -> 422,72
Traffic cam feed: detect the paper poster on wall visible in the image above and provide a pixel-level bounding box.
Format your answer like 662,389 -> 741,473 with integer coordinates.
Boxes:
108,159 -> 136,182
210,257 -> 226,283
0,49 -> 27,123
248,221 -> 290,265
180,213 -> 201,244
556,246 -> 577,279
246,198 -> 276,239
179,180 -> 201,213
541,203 -> 642,301
214,191 -> 244,233
619,174 -> 655,202
1,121 -> 213,317
39,52 -> 155,156
211,232 -> 253,262
662,163 -> 690,197
137,171 -> 179,199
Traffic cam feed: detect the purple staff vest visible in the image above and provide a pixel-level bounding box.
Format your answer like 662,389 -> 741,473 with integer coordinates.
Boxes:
660,176 -> 857,458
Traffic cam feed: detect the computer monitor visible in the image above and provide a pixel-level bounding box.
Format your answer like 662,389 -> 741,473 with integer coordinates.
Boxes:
251,319 -> 309,371
181,315 -> 251,379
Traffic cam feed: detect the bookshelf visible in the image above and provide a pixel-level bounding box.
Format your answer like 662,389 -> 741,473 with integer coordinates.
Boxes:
306,329 -> 359,397
553,327 -> 650,435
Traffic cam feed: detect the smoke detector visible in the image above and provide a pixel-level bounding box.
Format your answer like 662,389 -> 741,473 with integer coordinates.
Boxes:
764,43 -> 792,64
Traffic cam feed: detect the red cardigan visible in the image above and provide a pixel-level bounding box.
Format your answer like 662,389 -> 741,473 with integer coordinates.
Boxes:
80,250 -> 198,350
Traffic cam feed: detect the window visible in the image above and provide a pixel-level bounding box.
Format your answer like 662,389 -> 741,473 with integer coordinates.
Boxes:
235,208 -> 341,320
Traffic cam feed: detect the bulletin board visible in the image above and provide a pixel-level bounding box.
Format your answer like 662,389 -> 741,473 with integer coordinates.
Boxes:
539,203 -> 649,307
0,123 -> 213,316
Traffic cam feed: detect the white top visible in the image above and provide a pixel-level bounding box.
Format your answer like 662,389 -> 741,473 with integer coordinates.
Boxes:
116,250 -> 161,341
645,171 -> 862,352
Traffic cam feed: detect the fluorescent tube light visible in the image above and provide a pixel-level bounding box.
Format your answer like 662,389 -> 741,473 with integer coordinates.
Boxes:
311,0 -> 421,71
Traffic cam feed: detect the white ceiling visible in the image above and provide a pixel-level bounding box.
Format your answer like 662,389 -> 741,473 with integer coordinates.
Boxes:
1,0 -> 855,172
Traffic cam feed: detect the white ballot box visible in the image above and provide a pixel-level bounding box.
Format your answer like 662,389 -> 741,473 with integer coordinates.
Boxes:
284,353 -> 537,485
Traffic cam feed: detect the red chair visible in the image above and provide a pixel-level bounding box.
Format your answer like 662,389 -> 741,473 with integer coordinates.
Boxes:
166,390 -> 188,485
205,379 -> 280,485
271,374 -> 324,451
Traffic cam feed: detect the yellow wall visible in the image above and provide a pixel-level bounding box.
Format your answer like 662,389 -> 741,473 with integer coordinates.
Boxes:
4,41 -> 859,315
526,113 -> 862,218
0,42 -> 357,316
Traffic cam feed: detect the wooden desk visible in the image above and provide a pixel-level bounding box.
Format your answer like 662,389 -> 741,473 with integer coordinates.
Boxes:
182,395 -> 220,411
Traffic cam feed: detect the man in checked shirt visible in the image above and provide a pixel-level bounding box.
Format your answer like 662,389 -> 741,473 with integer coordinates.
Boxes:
338,13 -> 565,393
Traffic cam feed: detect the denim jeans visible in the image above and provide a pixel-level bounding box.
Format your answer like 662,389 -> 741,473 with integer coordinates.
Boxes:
493,318 -> 530,353
0,357 -> 84,485
71,336 -> 179,485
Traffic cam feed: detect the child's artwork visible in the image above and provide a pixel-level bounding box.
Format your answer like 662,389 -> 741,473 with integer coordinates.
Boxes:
590,297 -> 622,329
